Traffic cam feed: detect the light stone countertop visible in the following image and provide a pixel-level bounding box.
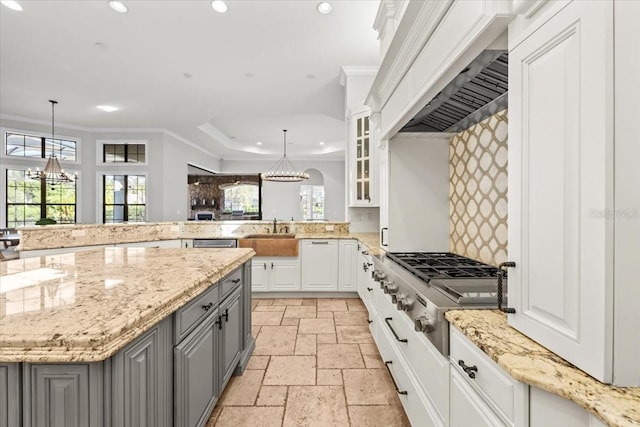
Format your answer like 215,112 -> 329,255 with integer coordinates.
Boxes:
445,310 -> 640,427
0,247 -> 254,363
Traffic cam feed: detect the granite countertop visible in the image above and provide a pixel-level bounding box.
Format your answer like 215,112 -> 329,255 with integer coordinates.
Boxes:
445,310 -> 640,427
0,247 -> 254,362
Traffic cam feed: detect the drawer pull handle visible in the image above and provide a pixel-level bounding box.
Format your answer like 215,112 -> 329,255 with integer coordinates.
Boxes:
231,278 -> 241,284
215,316 -> 223,330
202,302 -> 214,312
222,308 -> 229,322
263,263 -> 267,270
384,317 -> 407,343
367,287 -> 373,292
384,361 -> 408,395
367,319 -> 373,324
458,359 -> 478,379
311,241 -> 329,244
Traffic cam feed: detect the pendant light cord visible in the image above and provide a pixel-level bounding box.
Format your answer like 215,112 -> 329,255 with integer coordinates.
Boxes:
49,99 -> 58,158
282,129 -> 287,157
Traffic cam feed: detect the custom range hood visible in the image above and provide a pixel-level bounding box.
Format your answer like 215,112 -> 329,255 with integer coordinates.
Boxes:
400,50 -> 508,133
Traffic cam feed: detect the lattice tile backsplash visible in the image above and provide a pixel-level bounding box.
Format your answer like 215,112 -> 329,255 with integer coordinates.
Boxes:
449,110 -> 508,266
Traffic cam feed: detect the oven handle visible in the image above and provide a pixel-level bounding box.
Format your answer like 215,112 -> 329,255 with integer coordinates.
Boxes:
384,317 -> 408,343
384,361 -> 408,395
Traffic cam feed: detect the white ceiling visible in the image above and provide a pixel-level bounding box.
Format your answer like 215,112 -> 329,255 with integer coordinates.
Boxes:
0,0 -> 380,161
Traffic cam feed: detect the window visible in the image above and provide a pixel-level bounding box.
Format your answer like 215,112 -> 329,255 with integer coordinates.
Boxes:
103,143 -> 145,163
103,175 -> 146,223
222,184 -> 259,214
5,169 -> 77,227
300,185 -> 325,220
5,132 -> 77,161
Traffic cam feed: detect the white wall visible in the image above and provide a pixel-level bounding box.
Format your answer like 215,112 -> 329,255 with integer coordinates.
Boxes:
221,159 -> 346,221
162,133 -> 221,221
388,134 -> 450,251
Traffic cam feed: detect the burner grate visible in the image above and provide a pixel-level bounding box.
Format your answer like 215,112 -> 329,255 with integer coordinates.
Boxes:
387,252 -> 498,281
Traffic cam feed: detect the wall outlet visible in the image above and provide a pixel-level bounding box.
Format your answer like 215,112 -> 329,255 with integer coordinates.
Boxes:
325,225 -> 335,231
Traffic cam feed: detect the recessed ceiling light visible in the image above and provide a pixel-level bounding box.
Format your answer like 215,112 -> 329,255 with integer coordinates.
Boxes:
97,105 -> 118,112
1,1 -> 23,11
319,141 -> 325,145
211,0 -> 227,13
108,1 -> 128,13
316,2 -> 332,14
257,141 -> 262,145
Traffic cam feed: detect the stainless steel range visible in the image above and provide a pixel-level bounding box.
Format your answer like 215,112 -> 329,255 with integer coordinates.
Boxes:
372,252 -> 505,355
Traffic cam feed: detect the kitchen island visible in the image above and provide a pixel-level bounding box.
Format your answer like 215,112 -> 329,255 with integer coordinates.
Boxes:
0,247 -> 255,427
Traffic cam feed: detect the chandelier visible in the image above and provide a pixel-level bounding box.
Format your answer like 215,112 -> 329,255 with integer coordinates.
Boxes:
261,130 -> 309,182
27,100 -> 78,189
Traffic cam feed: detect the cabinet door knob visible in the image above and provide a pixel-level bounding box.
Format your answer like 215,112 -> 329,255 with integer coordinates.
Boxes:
222,308 -> 229,322
216,315 -> 223,330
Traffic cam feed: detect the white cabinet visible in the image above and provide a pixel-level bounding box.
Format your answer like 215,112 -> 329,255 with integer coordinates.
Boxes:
377,137 -> 389,248
450,368 -> 507,427
348,110 -> 377,206
250,257 -> 300,292
357,246 -> 375,310
507,0 -> 640,385
529,387 -> 606,427
449,328 -> 528,427
115,240 -> 181,248
338,239 -> 358,291
300,239 -> 338,291
368,282 -> 448,426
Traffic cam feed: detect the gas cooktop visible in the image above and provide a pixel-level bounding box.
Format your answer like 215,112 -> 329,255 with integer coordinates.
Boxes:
386,252 -> 498,281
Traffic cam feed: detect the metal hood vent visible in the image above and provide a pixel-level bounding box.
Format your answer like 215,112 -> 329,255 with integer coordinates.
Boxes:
401,50 -> 508,133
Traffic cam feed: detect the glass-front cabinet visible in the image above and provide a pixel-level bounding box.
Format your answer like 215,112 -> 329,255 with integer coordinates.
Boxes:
349,110 -> 377,206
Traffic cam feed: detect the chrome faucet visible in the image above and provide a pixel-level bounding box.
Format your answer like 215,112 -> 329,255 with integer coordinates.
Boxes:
272,218 -> 277,234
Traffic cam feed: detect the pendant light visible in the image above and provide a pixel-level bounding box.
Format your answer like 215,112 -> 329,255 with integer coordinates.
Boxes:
261,130 -> 309,182
27,100 -> 78,189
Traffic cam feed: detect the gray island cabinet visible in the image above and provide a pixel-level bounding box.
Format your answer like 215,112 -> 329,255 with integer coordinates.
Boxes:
0,247 -> 254,427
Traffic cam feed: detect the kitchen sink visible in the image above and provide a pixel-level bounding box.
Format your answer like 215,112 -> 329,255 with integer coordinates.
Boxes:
238,234 -> 298,256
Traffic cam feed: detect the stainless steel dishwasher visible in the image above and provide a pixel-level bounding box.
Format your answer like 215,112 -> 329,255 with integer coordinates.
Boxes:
192,239 -> 237,248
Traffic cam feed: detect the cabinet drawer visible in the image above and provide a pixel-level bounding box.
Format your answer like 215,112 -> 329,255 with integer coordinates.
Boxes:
450,328 -> 519,424
174,285 -> 219,344
220,268 -> 242,300
374,317 -> 441,427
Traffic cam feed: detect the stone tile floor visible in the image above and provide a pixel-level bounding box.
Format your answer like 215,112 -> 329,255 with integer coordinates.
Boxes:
207,297 -> 411,427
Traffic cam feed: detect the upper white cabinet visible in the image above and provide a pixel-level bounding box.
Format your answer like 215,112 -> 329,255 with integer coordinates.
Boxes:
508,0 -> 639,386
348,110 -> 378,206
377,136 -> 389,248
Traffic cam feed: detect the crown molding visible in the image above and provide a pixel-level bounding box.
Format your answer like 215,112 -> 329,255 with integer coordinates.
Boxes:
339,66 -> 380,86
